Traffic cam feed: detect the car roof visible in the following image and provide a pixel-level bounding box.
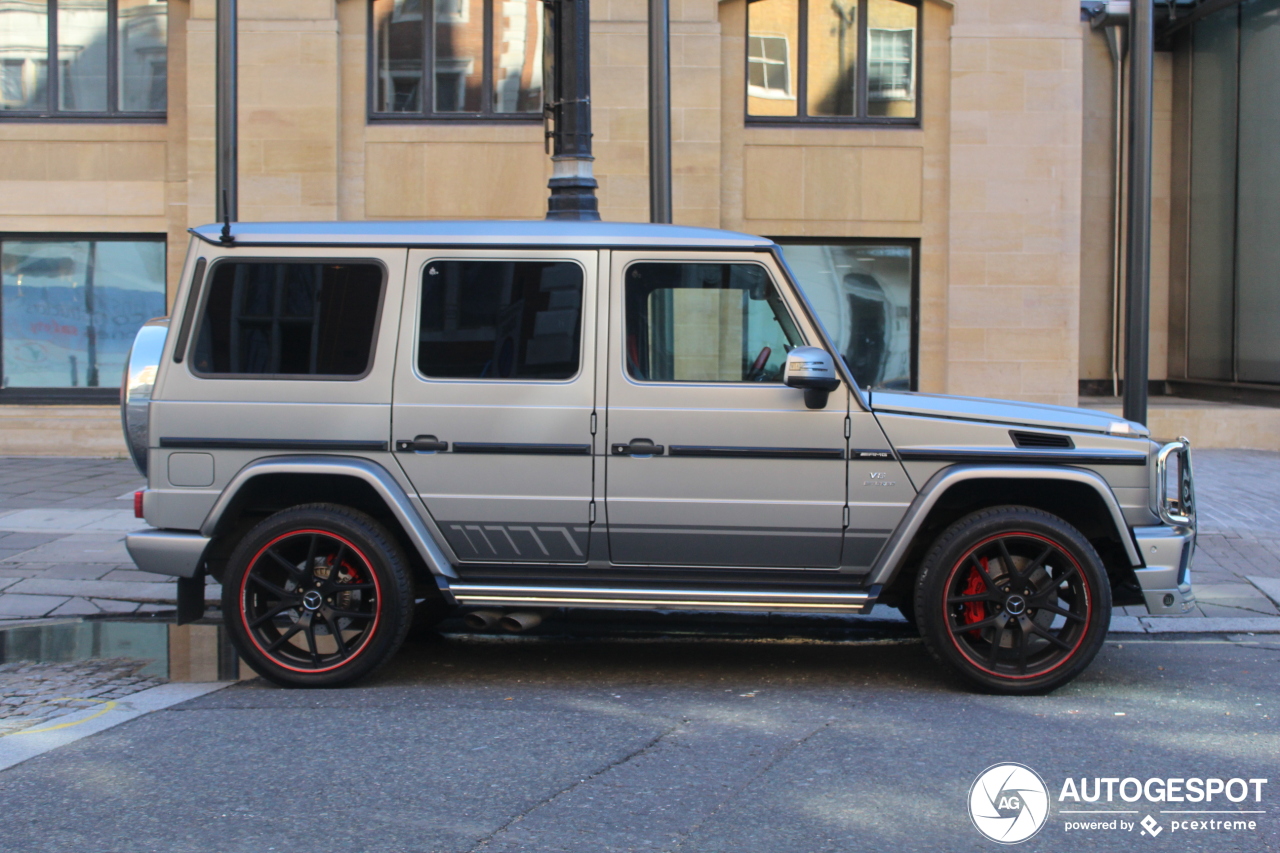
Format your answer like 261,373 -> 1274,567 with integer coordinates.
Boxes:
191,220 -> 777,250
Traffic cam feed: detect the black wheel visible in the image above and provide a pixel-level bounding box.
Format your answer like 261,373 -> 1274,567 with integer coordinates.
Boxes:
222,504 -> 413,688
914,506 -> 1111,694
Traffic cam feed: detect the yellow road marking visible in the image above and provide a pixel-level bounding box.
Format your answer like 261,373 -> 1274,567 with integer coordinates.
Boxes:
8,699 -> 119,736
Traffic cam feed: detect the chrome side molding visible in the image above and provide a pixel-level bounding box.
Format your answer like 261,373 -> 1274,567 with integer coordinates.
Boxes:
449,583 -> 878,613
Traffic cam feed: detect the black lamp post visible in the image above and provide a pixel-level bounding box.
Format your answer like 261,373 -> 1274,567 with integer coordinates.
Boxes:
544,0 -> 600,221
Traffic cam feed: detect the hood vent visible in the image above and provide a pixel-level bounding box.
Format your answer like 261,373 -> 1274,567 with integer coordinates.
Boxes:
1010,430 -> 1074,449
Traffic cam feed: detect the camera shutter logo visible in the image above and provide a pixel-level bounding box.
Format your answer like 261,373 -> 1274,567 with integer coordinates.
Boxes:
968,763 -> 1050,844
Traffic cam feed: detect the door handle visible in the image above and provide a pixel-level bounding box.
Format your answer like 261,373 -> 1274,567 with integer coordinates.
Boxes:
396,435 -> 449,453
612,438 -> 664,457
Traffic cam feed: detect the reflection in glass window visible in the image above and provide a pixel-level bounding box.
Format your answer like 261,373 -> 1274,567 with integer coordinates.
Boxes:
625,263 -> 802,383
747,0 -> 917,123
1,239 -> 166,388
747,0 -> 797,117
0,1 -> 49,111
191,263 -> 384,377
0,0 -> 165,116
418,260 -> 582,379
372,0 -> 542,118
778,242 -> 915,390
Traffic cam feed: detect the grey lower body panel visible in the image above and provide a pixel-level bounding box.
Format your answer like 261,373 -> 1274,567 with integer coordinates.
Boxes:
1132,524 -> 1196,615
126,528 -> 211,579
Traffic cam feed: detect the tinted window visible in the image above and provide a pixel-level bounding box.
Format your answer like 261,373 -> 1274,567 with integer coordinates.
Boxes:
418,260 -> 582,379
624,262 -> 802,383
191,261 -> 383,377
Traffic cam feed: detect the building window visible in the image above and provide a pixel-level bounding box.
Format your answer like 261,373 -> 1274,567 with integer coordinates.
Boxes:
0,236 -> 166,397
0,0 -> 167,119
1184,1 -> 1280,387
370,0 -> 543,120
776,239 -> 917,390
746,0 -> 919,123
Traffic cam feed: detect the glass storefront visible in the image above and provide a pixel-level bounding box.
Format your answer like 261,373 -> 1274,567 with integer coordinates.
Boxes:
0,238 -> 166,391
1186,0 -> 1280,386
776,240 -> 916,390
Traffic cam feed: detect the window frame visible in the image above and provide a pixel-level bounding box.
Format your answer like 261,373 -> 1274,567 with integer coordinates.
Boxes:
0,232 -> 166,403
620,258 -> 808,387
771,237 -> 919,391
184,256 -> 389,382
411,256 -> 588,384
744,0 -> 922,127
0,0 -> 168,122
366,0 -> 542,123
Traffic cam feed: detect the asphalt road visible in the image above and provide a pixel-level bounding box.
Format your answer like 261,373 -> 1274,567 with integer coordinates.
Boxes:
0,628 -> 1277,853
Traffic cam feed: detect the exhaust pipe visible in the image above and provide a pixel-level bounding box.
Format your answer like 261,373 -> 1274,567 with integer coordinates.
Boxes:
463,610 -> 503,630
499,611 -> 542,633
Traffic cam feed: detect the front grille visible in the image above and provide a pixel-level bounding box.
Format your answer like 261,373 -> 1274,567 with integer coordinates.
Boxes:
1009,430 -> 1074,449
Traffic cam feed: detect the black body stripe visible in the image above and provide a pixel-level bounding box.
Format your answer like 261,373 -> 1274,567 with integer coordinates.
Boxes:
451,442 -> 591,455
667,446 -> 846,460
895,448 -> 1147,466
159,438 -> 388,452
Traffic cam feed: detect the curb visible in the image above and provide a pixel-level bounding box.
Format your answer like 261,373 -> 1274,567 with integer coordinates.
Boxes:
1110,615 -> 1280,634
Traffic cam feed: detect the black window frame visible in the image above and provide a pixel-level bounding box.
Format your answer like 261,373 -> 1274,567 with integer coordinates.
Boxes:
367,0 -> 542,123
772,237 -> 919,391
0,0 -> 168,122
0,232 -> 166,404
745,0 -> 922,128
185,257 -> 389,382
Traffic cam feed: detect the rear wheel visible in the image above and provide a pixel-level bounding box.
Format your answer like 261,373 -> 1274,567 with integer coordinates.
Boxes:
223,504 -> 413,688
914,506 -> 1111,694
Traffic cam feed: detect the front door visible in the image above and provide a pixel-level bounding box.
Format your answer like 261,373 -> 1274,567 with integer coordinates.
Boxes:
603,253 -> 849,569
392,250 -> 598,564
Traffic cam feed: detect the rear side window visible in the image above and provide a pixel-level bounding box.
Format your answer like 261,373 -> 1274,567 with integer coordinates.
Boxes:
190,261 -> 384,377
418,260 -> 583,380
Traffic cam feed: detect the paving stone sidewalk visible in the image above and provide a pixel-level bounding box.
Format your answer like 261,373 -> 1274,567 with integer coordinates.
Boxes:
0,658 -> 165,735
0,451 -> 1276,622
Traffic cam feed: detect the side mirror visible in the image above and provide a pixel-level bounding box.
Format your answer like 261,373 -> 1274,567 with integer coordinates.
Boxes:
783,346 -> 841,409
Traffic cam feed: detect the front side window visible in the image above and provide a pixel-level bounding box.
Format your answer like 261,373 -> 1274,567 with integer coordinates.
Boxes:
370,0 -> 543,119
418,260 -> 583,379
0,237 -> 166,390
191,262 -> 384,378
776,240 -> 916,390
747,0 -> 918,123
625,262 -> 802,383
0,0 -> 167,118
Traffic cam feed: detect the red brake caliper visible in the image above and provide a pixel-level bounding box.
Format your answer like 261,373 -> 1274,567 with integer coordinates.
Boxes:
960,558 -> 988,637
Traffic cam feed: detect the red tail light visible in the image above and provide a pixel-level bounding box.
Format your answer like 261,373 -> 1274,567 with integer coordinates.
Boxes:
134,490 -> 145,519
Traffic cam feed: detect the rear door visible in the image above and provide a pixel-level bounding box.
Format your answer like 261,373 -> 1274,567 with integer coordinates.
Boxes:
392,249 -> 598,564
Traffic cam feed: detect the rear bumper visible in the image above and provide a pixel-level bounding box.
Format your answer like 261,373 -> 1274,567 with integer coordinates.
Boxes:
1132,524 -> 1196,615
125,528 -> 210,579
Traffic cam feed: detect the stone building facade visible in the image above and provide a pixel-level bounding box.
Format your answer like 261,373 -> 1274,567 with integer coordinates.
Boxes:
0,0 -> 1276,447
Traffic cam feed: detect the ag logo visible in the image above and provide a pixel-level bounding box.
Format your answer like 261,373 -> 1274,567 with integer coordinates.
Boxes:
968,763 -> 1050,844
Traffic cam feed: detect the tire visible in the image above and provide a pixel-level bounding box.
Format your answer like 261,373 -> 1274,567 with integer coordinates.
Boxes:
222,503 -> 414,688
913,506 -> 1111,694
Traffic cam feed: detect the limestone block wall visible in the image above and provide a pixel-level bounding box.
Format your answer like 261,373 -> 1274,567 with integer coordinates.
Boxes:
946,0 -> 1084,407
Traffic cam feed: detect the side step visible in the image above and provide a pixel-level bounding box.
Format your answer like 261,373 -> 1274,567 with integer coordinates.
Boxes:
448,583 -> 880,614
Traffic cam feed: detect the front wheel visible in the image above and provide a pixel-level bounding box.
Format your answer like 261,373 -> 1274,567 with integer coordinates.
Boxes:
914,506 -> 1111,694
222,504 -> 414,688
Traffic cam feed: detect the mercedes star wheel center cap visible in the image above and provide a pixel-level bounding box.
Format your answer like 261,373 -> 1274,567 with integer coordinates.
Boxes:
302,590 -> 324,611
1004,594 -> 1027,616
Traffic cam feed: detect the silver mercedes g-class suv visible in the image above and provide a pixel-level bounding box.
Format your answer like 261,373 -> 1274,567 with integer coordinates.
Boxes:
121,221 -> 1196,693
